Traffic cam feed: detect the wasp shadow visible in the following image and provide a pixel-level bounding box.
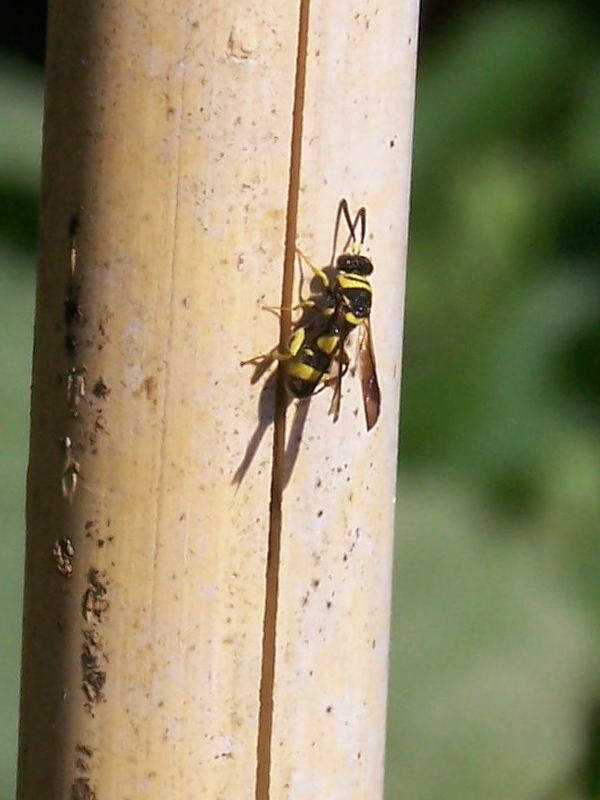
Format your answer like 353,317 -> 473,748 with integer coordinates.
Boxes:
232,366 -> 313,491
282,397 -> 311,489
232,366 -> 279,487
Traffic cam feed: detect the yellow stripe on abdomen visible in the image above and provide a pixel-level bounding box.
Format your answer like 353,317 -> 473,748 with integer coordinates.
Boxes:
288,362 -> 321,382
316,334 -> 340,355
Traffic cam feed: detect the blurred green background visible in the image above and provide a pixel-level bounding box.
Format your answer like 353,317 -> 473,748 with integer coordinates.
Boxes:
1,2 -> 599,799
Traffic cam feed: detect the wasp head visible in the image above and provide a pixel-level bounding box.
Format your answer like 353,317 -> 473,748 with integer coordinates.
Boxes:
336,253 -> 373,276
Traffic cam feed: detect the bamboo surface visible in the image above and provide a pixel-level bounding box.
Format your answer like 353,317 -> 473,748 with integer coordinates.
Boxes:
18,0 -> 419,798
271,5 -> 419,795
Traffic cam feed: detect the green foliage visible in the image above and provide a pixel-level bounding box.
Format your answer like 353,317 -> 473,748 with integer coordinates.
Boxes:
0,245 -> 34,800
387,479 -> 590,800
0,56 -> 39,800
386,3 -> 600,798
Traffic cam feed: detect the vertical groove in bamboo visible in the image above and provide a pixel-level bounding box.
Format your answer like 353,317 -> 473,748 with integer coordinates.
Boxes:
18,0 -> 419,797
254,3 -> 311,797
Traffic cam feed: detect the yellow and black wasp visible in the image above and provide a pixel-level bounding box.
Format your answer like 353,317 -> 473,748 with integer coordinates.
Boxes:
242,199 -> 381,430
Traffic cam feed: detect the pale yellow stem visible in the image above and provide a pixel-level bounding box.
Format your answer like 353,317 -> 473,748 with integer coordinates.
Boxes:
18,0 -> 419,798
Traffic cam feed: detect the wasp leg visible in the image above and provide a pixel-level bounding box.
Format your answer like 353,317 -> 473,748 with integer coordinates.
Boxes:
241,323 -> 309,368
262,299 -> 316,316
262,250 -> 331,321
310,350 -> 349,398
328,347 -> 350,422
240,347 -> 292,367
295,247 -> 330,289
321,360 -> 349,386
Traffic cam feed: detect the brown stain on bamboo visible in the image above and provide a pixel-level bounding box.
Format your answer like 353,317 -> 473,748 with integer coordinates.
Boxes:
52,538 -> 75,576
70,776 -> 97,800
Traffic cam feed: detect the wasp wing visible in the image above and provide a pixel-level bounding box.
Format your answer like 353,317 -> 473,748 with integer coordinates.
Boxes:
358,320 -> 381,430
326,342 -> 350,423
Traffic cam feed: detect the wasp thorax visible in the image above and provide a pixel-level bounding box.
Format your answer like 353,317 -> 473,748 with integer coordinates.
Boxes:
337,253 -> 374,276
345,292 -> 371,319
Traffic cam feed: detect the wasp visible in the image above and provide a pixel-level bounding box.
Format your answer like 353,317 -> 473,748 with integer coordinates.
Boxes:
242,199 -> 381,430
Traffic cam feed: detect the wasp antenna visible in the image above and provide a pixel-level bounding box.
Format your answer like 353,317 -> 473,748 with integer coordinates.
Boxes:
337,199 -> 367,253
330,199 -> 348,267
355,206 -> 366,245
340,199 -> 355,240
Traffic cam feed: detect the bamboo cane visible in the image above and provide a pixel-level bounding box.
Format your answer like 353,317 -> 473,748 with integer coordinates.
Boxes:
17,0 -> 419,797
